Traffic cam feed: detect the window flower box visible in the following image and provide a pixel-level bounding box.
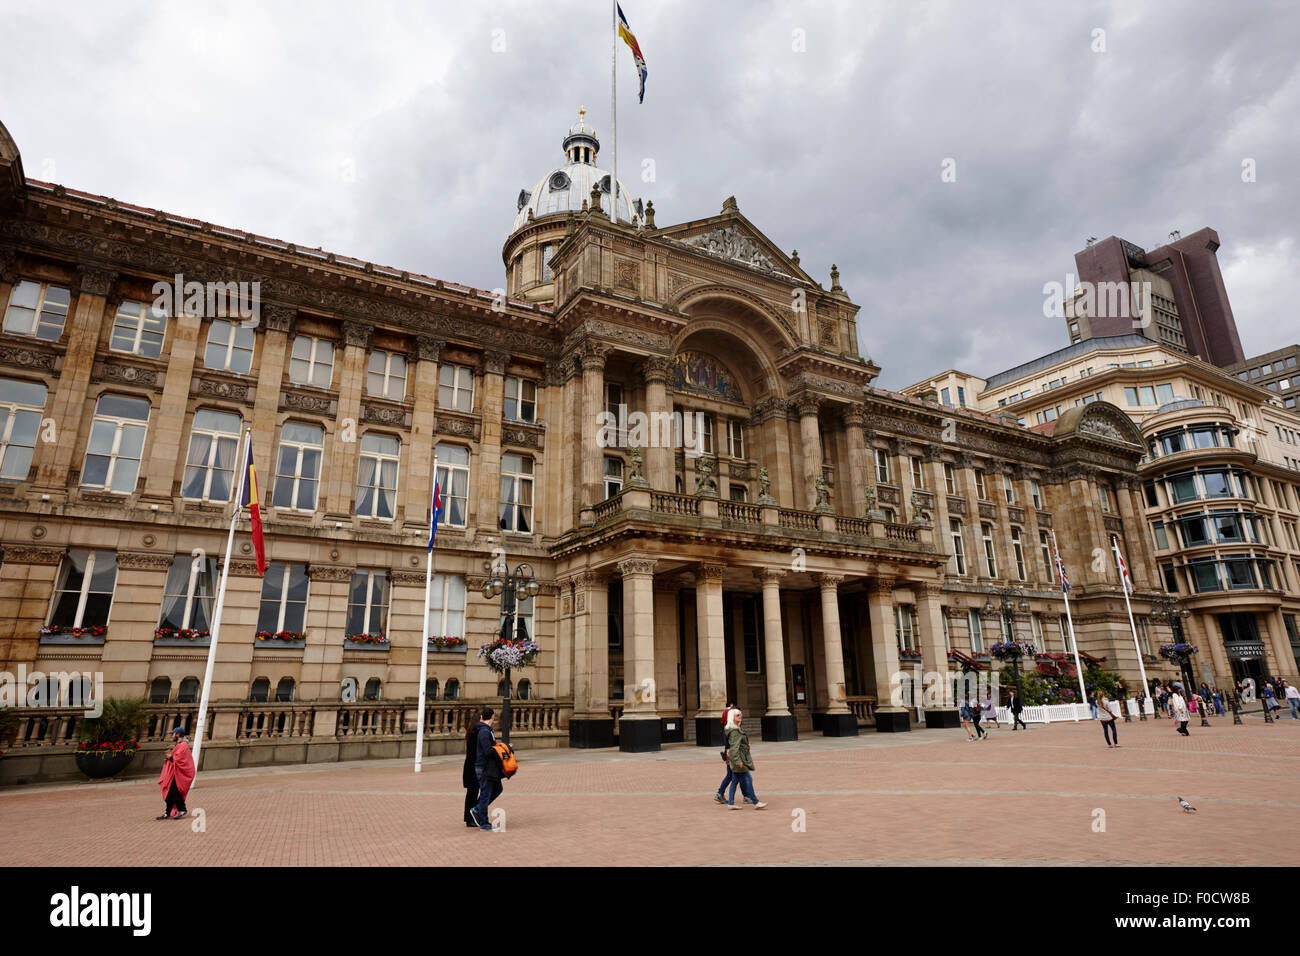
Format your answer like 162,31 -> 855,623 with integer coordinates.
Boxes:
256,630 -> 307,648
344,633 -> 389,650
154,627 -> 212,646
898,648 -> 923,661
39,625 -> 107,645
428,636 -> 468,652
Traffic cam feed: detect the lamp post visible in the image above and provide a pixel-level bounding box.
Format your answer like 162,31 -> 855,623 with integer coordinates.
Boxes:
1151,594 -> 1205,724
480,561 -> 540,744
985,585 -> 1031,705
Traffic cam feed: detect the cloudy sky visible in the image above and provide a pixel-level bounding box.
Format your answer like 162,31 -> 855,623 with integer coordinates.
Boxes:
2,0 -> 1297,388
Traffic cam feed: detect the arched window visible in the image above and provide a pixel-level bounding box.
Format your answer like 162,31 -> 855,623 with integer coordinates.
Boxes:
497,678 -> 512,697
425,678 -> 439,701
62,675 -> 94,707
149,677 -> 171,704
364,678 -> 382,701
249,677 -> 270,702
177,677 -> 200,703
275,677 -> 295,702
444,678 -> 460,700
516,678 -> 531,700
340,677 -> 358,702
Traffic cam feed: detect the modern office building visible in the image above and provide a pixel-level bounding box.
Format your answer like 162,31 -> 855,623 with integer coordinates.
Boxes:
1225,344 -> 1300,411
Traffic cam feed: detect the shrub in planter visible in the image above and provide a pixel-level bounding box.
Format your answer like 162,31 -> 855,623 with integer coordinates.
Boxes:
75,697 -> 148,779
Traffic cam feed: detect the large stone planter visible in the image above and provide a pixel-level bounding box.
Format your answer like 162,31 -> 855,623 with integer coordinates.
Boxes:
75,749 -> 137,779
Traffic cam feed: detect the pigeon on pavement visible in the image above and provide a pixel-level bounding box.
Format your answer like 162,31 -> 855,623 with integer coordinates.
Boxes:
1177,796 -> 1197,813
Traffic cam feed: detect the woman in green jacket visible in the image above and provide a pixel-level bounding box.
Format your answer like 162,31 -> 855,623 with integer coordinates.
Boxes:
724,709 -> 767,810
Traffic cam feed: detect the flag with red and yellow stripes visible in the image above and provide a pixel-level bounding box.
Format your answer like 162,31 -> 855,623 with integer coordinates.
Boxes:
240,441 -> 267,575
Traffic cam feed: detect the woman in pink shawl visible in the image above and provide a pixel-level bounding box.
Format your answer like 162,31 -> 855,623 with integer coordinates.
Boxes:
157,726 -> 195,820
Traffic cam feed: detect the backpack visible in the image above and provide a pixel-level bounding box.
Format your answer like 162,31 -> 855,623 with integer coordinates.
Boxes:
492,740 -> 518,778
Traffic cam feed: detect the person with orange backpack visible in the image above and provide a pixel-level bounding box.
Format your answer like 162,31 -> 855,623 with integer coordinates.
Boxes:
469,707 -> 511,831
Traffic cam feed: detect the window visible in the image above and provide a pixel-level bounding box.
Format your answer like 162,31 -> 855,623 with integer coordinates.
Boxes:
275,678 -> 296,702
1189,560 -> 1222,592
257,563 -> 309,634
1151,522 -> 1169,550
504,376 -> 537,423
435,444 -> 470,527
438,364 -> 474,412
249,678 -> 270,702
109,300 -> 167,359
182,409 -> 241,502
941,387 -> 951,406
895,605 -> 918,651
356,433 -> 400,519
1059,614 -> 1073,652
1030,480 -> 1042,509
364,678 -> 382,701
968,610 -> 984,653
499,453 -> 534,532
604,383 -> 625,446
0,378 -> 47,479
1161,563 -> 1179,593
957,386 -> 966,407
346,570 -> 390,638
1004,476 -> 1016,505
1040,532 -> 1053,583
1011,528 -> 1026,581
1136,618 -> 1152,656
289,336 -> 334,388
159,553 -> 218,632
727,419 -> 745,459
910,456 -> 924,488
729,484 -> 748,502
874,449 -> 890,483
516,678 -> 531,700
425,678 -> 440,701
944,463 -> 957,495
981,523 -> 997,577
427,573 -> 466,640
272,422 -> 324,511
541,244 -> 555,281
3,280 -> 70,340
700,414 -> 715,456
82,394 -> 150,494
177,677 -> 200,703
367,350 -> 407,401
1031,612 -> 1044,650
1156,383 -> 1174,404
1124,387 -> 1139,406
443,678 -> 460,700
150,678 -> 171,704
974,470 -> 987,499
604,456 -> 624,499
204,319 -> 255,374
950,520 -> 966,575
942,611 -> 951,651
1099,484 -> 1113,513
47,550 -> 118,631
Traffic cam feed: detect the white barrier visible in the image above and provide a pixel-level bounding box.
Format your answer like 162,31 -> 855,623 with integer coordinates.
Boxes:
994,700 -> 1154,724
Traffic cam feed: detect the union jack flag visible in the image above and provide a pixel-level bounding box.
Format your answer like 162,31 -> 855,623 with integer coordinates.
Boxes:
1053,542 -> 1070,594
1115,547 -> 1133,594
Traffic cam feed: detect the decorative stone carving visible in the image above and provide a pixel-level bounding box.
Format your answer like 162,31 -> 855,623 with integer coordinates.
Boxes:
361,403 -> 406,426
77,265 -> 116,297
641,356 -> 672,384
226,560 -> 263,577
878,485 -> 899,506
842,403 -> 867,429
694,457 -> 718,497
93,361 -> 160,388
868,576 -> 897,596
308,564 -> 355,582
614,258 -> 639,293
483,350 -> 510,375
910,491 -> 932,526
502,425 -> 542,449
698,563 -> 726,581
437,412 -> 482,441
750,396 -> 792,424
341,320 -> 374,350
819,319 -> 837,347
1,545 -> 64,565
195,378 -> 250,401
282,391 -> 333,413
814,476 -> 831,512
627,446 -> 644,481
416,335 -> 445,363
814,572 -> 846,589
0,346 -> 56,372
863,484 -> 877,515
679,226 -> 778,273
667,272 -> 695,298
758,467 -> 771,501
755,568 -> 786,586
116,551 -> 175,571
794,393 -> 822,417
1079,417 -> 1126,442
578,341 -> 610,372
389,569 -> 427,586
617,557 -> 657,577
262,305 -> 296,333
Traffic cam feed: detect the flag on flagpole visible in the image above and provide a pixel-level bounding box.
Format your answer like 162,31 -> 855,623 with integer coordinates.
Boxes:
617,4 -> 648,103
1115,547 -> 1134,594
1052,540 -> 1070,594
427,474 -> 442,553
240,439 -> 266,575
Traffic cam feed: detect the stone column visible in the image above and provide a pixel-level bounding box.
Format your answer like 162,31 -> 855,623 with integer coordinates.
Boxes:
618,557 -> 660,752
755,568 -> 796,740
915,581 -> 959,727
579,343 -> 608,524
568,570 -> 613,747
755,398 -> 795,509
554,577 -> 574,700
693,562 -> 728,746
868,574 -> 909,732
796,393 -> 823,513
33,267 -> 116,498
404,336 -> 443,534
141,310 -> 202,506
1266,608 -> 1296,681
653,578 -> 683,737
813,572 -> 857,736
641,357 -> 673,490
250,305 -> 294,507
842,403 -> 868,516
477,350 -> 509,534
325,320 -> 371,520
1118,477 -> 1154,591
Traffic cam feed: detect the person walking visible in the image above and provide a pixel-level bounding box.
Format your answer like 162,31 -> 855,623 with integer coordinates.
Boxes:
1096,691 -> 1119,748
1088,686 -> 1099,720
723,709 -> 766,809
970,697 -> 988,740
983,693 -> 1000,729
959,698 -> 975,741
1169,687 -> 1190,736
157,726 -> 195,820
714,703 -> 737,803
1284,680 -> 1300,720
1212,686 -> 1225,716
1262,681 -> 1280,718
1008,688 -> 1027,731
469,707 -> 505,831
462,718 -> 480,828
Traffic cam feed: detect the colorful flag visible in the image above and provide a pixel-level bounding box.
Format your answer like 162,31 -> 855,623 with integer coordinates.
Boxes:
1115,547 -> 1134,594
427,475 -> 442,553
1053,542 -> 1070,594
240,441 -> 267,575
617,4 -> 648,103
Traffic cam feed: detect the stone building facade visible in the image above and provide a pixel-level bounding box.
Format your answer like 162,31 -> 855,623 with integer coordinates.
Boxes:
0,116 -> 1165,759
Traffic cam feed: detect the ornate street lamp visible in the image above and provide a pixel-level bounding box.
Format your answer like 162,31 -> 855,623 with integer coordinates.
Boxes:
479,561 -> 541,744
1151,594 -> 1208,726
985,585 -> 1032,705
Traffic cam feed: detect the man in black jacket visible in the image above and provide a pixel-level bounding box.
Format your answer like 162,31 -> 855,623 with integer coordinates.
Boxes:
1008,688 -> 1027,730
469,707 -> 503,831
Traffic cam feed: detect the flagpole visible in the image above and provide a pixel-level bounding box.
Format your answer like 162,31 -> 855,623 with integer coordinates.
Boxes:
610,0 -> 618,225
191,428 -> 252,772
1113,539 -> 1150,710
415,455 -> 439,773
1051,530 -> 1089,719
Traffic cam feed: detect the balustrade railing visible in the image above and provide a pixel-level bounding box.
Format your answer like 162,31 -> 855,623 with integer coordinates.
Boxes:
592,494 -> 624,522
652,492 -> 699,516
2,704 -> 213,750
882,522 -> 920,542
779,509 -> 818,530
334,703 -> 402,738
718,500 -> 761,525
837,516 -> 870,536
846,696 -> 878,724
239,703 -> 315,740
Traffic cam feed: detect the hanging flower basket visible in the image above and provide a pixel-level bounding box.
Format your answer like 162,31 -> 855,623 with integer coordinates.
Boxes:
477,637 -> 540,674
1158,643 -> 1198,661
990,640 -> 1038,662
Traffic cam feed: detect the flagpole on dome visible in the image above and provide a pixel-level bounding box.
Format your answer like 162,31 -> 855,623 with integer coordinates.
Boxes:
192,428 -> 252,774
1051,529 -> 1089,717
1113,538 -> 1150,708
415,455 -> 440,773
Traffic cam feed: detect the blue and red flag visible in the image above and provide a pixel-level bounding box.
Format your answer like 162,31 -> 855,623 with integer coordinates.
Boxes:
617,4 -> 648,103
427,475 -> 442,553
240,441 -> 267,576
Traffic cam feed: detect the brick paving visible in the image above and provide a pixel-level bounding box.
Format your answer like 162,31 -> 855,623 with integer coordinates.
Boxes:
3,716 -> 1298,866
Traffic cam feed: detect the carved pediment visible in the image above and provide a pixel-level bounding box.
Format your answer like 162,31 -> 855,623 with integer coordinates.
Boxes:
677,226 -> 783,274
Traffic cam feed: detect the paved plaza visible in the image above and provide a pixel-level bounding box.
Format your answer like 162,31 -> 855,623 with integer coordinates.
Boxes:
3,714 -> 1298,867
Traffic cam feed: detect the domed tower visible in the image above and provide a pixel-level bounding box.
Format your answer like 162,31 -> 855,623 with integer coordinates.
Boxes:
503,108 -> 639,305
0,119 -> 26,213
